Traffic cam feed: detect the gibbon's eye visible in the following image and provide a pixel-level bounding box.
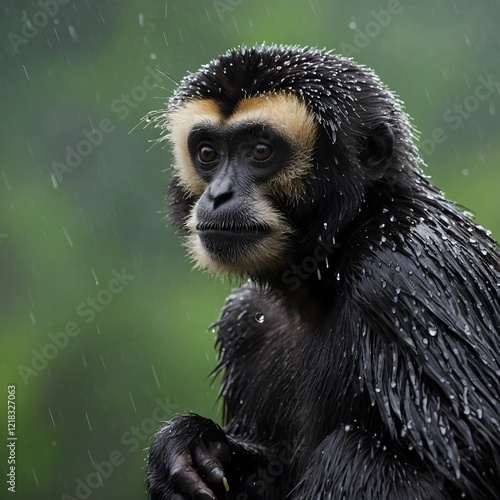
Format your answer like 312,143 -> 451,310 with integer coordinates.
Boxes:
251,143 -> 273,162
197,144 -> 218,164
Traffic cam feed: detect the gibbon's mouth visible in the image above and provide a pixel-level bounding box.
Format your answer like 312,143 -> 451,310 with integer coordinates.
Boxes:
196,223 -> 271,262
196,223 -> 270,237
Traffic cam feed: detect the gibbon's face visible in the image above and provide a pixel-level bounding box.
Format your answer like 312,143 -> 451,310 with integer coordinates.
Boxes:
168,93 -> 317,277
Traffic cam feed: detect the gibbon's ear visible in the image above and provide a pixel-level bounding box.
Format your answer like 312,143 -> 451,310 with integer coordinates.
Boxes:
359,122 -> 394,180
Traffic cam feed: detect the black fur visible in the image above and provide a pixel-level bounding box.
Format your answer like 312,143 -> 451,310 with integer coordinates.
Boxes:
148,45 -> 500,499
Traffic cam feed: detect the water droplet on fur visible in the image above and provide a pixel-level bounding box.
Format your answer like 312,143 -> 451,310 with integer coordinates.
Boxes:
255,311 -> 265,323
428,323 -> 438,336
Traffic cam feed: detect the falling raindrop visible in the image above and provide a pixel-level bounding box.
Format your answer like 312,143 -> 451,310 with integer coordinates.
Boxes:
91,267 -> 99,286
68,25 -> 78,41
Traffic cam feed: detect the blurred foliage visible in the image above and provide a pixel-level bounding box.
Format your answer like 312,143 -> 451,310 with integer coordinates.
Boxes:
0,0 -> 498,498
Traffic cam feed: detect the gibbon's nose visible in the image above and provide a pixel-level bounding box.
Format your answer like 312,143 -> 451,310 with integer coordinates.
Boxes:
208,173 -> 234,209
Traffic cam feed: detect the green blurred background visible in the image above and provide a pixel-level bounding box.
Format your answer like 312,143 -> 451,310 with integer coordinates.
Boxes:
0,0 -> 499,498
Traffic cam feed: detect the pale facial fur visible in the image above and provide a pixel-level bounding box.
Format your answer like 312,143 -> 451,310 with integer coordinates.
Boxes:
167,93 -> 317,276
